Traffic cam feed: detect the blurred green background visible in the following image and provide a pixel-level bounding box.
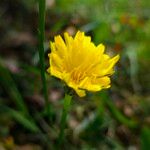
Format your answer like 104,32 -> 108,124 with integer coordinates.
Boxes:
0,0 -> 150,149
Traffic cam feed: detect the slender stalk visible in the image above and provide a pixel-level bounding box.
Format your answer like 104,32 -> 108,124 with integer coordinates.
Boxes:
57,94 -> 72,147
38,0 -> 50,116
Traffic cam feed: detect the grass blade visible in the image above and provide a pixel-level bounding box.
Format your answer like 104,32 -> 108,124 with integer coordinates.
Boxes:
0,64 -> 28,115
38,0 -> 51,117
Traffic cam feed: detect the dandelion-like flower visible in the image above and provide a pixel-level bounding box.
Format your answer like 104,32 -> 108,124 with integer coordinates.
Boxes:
47,31 -> 119,97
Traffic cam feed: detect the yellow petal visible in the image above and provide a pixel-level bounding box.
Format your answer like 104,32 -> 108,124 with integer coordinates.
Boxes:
54,35 -> 67,58
97,43 -> 105,55
96,77 -> 111,88
50,66 -> 62,79
79,77 -> 102,92
49,41 -> 56,53
50,53 -> 62,69
75,31 -> 84,41
103,54 -> 120,75
64,32 -> 73,47
75,88 -> 86,97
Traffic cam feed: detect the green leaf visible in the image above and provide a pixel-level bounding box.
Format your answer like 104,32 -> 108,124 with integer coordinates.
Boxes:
0,105 -> 39,133
141,127 -> 150,150
0,64 -> 28,115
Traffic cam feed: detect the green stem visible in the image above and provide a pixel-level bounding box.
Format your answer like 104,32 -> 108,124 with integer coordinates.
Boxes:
57,94 -> 72,147
38,0 -> 50,116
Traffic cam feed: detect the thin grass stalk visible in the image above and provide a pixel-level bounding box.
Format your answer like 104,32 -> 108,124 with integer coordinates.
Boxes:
38,0 -> 50,116
57,94 -> 72,148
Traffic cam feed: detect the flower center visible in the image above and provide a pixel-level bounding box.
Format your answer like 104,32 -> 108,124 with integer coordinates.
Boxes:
71,69 -> 85,84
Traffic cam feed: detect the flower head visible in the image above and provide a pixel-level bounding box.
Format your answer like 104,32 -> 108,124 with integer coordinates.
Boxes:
47,31 -> 119,97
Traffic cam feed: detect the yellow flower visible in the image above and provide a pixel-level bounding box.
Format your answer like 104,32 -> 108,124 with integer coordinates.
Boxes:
47,31 -> 119,97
